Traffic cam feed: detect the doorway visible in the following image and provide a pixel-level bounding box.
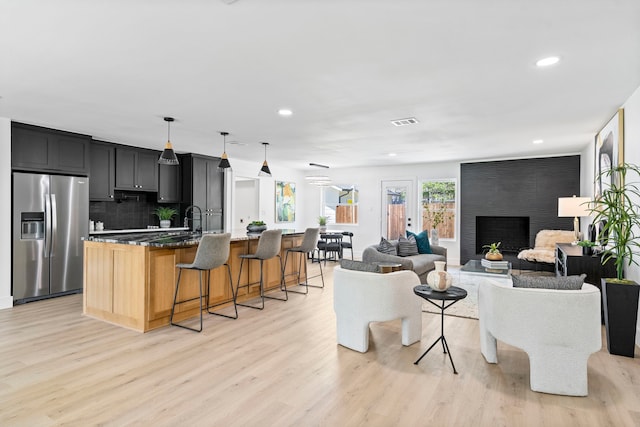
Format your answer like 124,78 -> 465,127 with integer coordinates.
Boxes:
233,176 -> 259,233
381,180 -> 415,240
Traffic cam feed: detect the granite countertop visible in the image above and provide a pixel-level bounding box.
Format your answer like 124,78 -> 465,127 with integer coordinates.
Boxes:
85,229 -> 304,248
89,227 -> 189,235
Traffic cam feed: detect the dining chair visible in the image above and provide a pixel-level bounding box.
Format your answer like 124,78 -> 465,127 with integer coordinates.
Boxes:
341,231 -> 354,260
316,232 -> 343,265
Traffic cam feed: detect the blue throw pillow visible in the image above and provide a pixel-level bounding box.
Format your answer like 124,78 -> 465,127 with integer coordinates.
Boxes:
406,230 -> 432,254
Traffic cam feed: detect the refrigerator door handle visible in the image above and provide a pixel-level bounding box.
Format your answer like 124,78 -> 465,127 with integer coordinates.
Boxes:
50,193 -> 57,255
44,194 -> 52,258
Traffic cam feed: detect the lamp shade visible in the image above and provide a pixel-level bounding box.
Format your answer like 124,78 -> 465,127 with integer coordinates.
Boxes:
258,142 -> 272,177
217,131 -> 232,171
558,196 -> 591,217
158,117 -> 179,165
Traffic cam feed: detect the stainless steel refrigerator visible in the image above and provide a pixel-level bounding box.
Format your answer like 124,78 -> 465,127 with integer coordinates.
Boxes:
12,172 -> 89,304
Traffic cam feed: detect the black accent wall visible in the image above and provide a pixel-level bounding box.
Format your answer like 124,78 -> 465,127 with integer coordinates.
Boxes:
460,155 -> 581,268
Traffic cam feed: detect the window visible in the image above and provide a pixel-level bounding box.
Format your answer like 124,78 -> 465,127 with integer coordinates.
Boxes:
421,180 -> 456,239
322,185 -> 358,224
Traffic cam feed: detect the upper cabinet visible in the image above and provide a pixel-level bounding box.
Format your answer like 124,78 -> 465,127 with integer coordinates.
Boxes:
11,122 -> 91,175
89,141 -> 116,201
158,163 -> 181,203
180,154 -> 224,232
115,147 -> 159,192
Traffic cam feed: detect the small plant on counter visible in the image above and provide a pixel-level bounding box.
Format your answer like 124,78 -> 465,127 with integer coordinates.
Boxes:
154,207 -> 178,221
318,216 -> 327,226
249,220 -> 266,226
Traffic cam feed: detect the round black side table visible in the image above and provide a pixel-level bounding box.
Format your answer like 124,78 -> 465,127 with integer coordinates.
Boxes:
413,285 -> 468,374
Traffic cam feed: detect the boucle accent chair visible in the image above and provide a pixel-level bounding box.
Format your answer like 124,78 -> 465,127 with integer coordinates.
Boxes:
478,278 -> 602,396
517,229 -> 576,264
333,266 -> 422,353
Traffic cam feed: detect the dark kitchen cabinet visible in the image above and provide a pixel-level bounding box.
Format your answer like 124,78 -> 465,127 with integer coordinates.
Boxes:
158,163 -> 181,203
89,141 -> 116,201
115,147 -> 159,191
180,154 -> 224,232
11,122 -> 90,175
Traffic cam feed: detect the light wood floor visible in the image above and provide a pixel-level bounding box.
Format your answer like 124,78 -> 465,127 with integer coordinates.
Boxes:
1,263 -> 639,426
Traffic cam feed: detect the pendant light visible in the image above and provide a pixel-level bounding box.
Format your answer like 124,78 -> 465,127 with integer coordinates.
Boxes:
217,131 -> 232,171
258,142 -> 272,177
158,117 -> 179,165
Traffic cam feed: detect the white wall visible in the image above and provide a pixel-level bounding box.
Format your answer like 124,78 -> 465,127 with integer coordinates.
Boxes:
0,118 -> 12,309
620,84 -> 640,344
224,157 -> 306,234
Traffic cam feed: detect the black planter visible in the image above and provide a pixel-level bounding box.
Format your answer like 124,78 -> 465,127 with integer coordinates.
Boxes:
602,279 -> 640,357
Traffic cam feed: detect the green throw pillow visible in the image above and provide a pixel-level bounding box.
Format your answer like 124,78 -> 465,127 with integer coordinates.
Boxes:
406,230 -> 432,254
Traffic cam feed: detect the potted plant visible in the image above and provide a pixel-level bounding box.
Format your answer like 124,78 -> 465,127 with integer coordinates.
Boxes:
246,220 -> 267,233
577,239 -> 596,256
155,207 -> 178,228
482,242 -> 503,261
589,162 -> 640,357
318,216 -> 327,232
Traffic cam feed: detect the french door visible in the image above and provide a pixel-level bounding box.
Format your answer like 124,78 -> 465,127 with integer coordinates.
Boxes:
381,180 -> 415,240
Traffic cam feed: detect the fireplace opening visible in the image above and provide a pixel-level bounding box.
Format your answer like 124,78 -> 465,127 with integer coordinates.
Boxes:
476,216 -> 530,255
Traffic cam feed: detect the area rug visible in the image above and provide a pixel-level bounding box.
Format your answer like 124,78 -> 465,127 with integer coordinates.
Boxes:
420,268 -> 553,320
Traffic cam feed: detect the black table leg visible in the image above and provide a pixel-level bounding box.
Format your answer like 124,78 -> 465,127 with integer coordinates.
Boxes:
414,298 -> 460,374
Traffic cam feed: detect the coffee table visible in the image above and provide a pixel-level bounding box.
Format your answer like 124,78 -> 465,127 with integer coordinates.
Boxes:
458,260 -> 512,303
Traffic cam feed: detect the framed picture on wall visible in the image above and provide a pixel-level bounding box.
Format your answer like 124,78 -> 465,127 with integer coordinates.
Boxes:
594,108 -> 624,199
275,181 -> 296,223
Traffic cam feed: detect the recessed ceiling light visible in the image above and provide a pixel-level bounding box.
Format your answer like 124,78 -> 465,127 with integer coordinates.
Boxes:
388,153 -> 397,157
533,139 -> 544,144
278,109 -> 293,116
536,56 -> 560,67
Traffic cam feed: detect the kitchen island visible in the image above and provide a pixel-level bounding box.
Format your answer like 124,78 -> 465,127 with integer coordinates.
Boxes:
83,230 -> 304,332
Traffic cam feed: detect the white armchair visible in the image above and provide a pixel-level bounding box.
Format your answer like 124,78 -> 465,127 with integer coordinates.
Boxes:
479,278 -> 602,396
333,266 -> 422,353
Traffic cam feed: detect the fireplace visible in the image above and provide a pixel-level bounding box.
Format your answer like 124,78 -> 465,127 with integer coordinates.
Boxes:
475,216 -> 529,255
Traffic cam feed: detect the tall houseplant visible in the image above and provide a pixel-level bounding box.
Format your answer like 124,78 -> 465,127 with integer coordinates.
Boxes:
590,162 -> 640,357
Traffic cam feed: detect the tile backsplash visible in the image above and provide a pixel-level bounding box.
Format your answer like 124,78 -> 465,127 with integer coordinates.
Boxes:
89,191 -> 180,230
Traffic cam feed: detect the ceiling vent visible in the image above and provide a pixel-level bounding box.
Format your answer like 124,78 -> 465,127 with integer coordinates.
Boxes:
391,117 -> 419,127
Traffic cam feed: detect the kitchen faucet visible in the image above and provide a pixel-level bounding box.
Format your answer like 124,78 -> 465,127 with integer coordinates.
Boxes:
184,205 -> 203,233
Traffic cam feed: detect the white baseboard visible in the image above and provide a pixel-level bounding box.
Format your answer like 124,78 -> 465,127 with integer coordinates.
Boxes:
0,295 -> 13,310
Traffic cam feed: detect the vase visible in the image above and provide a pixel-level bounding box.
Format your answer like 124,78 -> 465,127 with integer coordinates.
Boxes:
485,252 -> 503,261
426,261 -> 452,292
430,228 -> 439,246
160,220 -> 171,228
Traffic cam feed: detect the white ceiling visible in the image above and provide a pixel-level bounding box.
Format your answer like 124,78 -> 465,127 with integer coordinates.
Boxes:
1,0 -> 640,171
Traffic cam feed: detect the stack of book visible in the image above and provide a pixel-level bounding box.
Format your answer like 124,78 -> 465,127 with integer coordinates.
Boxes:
481,258 -> 509,270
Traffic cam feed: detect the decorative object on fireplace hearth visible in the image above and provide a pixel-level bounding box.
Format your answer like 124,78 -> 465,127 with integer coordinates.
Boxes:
483,242 -> 503,261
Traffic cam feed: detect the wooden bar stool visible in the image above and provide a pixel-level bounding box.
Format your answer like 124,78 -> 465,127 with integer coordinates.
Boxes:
170,233 -> 237,332
236,229 -> 287,310
283,227 -> 325,294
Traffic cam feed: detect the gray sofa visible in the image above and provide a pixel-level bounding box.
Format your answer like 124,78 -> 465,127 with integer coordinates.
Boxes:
362,240 -> 447,284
